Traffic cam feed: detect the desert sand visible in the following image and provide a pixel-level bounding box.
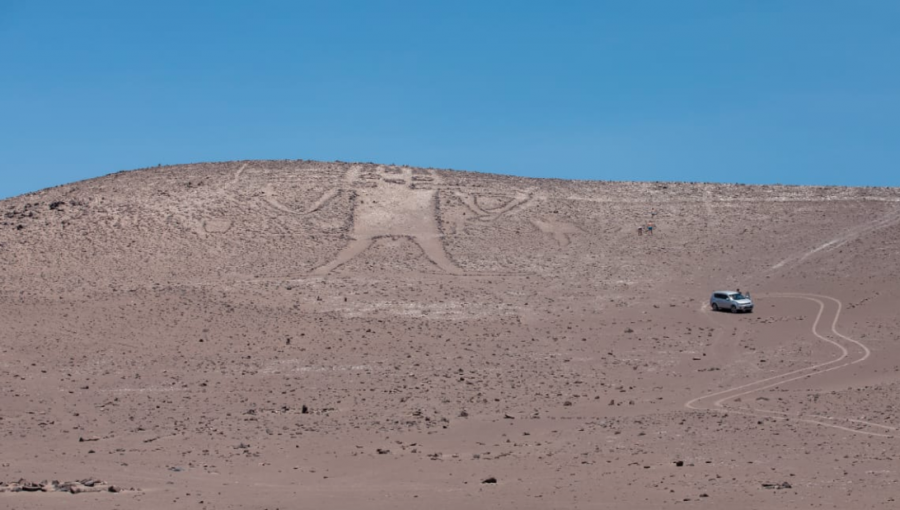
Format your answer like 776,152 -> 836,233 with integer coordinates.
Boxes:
1,160 -> 899,509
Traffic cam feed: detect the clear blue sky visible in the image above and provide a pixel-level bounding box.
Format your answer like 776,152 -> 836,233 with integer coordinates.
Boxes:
2,1 -> 899,199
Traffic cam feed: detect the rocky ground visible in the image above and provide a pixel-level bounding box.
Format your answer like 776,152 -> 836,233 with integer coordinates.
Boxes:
1,160 -> 899,509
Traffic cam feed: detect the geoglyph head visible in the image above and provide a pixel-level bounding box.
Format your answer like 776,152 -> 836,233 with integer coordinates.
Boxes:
343,165 -> 443,190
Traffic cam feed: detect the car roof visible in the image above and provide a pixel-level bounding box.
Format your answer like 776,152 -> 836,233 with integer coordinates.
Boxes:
713,290 -> 739,294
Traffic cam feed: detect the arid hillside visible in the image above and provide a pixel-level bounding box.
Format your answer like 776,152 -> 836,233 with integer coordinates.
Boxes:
2,160 -> 899,509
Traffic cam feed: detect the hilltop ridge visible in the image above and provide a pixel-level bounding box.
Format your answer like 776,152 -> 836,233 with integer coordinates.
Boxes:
3,160 -> 898,295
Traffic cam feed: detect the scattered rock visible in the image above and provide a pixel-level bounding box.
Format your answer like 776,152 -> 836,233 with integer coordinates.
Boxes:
0,478 -> 126,494
19,482 -> 42,492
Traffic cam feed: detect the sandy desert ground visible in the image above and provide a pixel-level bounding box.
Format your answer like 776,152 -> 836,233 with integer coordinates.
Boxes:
1,160 -> 899,509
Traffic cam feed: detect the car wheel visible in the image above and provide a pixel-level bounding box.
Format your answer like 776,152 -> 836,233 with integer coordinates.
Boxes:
711,303 -> 718,311
731,305 -> 737,313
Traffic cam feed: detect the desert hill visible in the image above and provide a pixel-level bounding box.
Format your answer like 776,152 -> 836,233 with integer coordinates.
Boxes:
3,160 -> 898,292
1,160 -> 899,509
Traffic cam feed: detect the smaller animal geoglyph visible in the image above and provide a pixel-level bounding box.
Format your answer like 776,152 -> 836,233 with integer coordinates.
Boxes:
530,218 -> 584,247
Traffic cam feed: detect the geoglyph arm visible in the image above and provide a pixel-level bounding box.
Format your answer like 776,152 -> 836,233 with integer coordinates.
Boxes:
261,185 -> 341,215
455,188 -> 535,221
302,187 -> 341,214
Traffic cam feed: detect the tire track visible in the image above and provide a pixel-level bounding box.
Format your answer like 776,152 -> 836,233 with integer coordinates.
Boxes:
686,293 -> 896,437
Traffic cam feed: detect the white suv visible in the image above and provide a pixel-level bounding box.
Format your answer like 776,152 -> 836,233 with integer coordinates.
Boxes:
710,291 -> 753,313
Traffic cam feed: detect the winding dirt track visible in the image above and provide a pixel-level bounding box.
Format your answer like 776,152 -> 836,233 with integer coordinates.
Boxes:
686,293 -> 897,438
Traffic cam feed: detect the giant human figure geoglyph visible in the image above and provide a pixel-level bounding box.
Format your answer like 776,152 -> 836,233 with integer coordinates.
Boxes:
311,165 -> 459,275
257,165 -> 533,275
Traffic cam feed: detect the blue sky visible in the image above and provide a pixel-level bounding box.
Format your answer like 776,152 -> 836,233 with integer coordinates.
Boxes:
2,1 -> 899,199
